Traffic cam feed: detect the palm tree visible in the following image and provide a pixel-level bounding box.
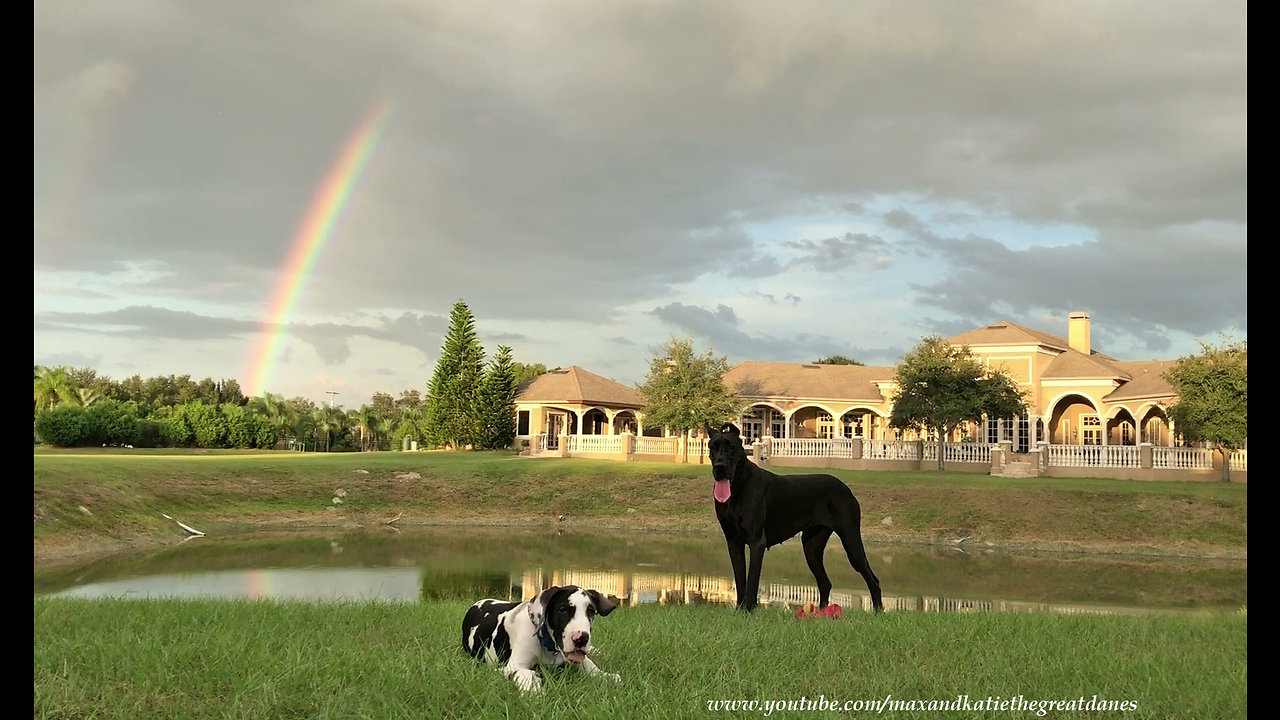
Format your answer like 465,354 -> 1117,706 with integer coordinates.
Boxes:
247,393 -> 296,448
374,412 -> 395,451
34,366 -> 74,412
74,387 -> 102,408
293,412 -> 318,451
352,405 -> 379,452
395,406 -> 427,450
312,406 -> 348,451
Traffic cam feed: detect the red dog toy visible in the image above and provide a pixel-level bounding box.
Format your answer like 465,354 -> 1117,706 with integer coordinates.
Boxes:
795,602 -> 842,619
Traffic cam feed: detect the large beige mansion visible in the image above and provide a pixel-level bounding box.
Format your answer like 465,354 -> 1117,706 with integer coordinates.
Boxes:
512,311 -> 1244,479
518,312 -> 1174,450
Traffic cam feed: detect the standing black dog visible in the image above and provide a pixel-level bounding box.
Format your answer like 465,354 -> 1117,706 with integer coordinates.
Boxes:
706,422 -> 883,612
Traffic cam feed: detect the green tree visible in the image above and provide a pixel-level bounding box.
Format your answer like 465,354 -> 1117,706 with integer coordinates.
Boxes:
153,405 -> 195,447
293,411 -> 318,451
219,378 -> 248,406
888,335 -> 1027,470
186,402 -> 228,448
1164,336 -> 1247,482
34,365 -> 74,411
313,405 -> 348,451
395,389 -> 423,411
73,387 -> 103,408
637,335 -> 739,462
393,406 -> 427,450
222,403 -> 252,448
813,355 -> 864,366
425,300 -> 485,449
352,405 -> 379,452
511,361 -> 550,387
118,375 -> 148,413
247,393 -> 296,448
475,345 -> 519,450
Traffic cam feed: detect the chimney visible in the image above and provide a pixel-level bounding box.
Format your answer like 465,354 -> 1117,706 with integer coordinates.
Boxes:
1068,311 -> 1091,355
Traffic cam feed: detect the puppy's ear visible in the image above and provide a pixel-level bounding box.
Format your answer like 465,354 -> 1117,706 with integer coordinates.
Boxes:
527,585 -> 560,626
720,422 -> 740,438
587,589 -> 617,617
703,421 -> 714,437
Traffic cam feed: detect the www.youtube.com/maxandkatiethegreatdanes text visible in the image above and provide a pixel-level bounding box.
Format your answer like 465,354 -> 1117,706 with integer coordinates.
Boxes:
705,694 -> 1138,716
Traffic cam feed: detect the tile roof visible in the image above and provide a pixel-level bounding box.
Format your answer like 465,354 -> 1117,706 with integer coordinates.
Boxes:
1103,360 -> 1177,401
515,366 -> 643,407
1040,347 -> 1130,380
724,361 -> 895,402
946,320 -> 1073,351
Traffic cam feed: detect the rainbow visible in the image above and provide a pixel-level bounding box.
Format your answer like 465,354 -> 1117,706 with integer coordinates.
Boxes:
244,569 -> 274,600
245,97 -> 397,398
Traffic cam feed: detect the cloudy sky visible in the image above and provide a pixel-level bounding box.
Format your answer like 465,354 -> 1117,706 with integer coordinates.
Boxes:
34,0 -> 1247,407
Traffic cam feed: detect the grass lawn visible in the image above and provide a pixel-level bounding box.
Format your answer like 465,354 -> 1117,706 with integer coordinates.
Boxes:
33,597 -> 1246,720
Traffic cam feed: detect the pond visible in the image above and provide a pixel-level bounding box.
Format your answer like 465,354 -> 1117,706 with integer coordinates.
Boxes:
34,527 -> 1246,615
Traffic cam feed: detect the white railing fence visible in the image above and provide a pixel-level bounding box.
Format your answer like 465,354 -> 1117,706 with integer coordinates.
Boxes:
941,442 -> 994,464
768,438 -> 829,458
1151,446 -> 1213,469
569,435 -> 623,454
635,436 -> 679,455
864,439 -> 920,461
1045,444 -> 1140,468
1230,449 -> 1248,472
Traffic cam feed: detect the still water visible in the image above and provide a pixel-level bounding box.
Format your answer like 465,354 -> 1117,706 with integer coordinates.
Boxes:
35,527 -> 1246,614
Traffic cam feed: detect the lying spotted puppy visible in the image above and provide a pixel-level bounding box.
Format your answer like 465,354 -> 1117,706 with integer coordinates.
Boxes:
461,585 -> 620,693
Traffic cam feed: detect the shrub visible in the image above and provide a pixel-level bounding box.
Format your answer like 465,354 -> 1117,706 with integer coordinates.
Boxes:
134,419 -> 163,448
84,400 -> 139,446
35,406 -> 89,447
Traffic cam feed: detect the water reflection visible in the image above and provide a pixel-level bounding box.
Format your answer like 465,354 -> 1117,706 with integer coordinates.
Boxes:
36,528 -> 1245,614
45,560 -> 1241,617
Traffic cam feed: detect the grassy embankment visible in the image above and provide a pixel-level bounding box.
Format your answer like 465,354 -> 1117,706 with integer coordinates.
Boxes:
34,447 -> 1247,564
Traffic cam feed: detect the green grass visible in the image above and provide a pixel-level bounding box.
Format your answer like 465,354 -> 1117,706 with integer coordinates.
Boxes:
34,449 -> 1248,561
34,598 -> 1246,720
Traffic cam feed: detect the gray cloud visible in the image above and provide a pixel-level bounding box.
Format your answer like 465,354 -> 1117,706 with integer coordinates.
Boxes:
33,0 -> 1246,402
887,209 -> 1247,355
36,306 -> 449,364
783,232 -> 894,272
648,301 -> 896,364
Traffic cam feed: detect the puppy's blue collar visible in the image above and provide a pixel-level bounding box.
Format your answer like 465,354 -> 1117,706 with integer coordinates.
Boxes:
536,623 -> 558,653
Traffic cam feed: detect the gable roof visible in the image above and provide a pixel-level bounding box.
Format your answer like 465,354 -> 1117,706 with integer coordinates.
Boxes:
1040,347 -> 1130,381
724,361 -> 894,402
516,366 -> 643,407
1103,360 -> 1177,401
946,320 -> 1073,352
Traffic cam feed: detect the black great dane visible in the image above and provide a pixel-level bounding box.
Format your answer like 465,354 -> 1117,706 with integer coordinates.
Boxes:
706,422 -> 883,612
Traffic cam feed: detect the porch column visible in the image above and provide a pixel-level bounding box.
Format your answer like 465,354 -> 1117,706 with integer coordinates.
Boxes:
1029,415 -> 1038,447
1101,415 -> 1108,445
605,410 -> 616,435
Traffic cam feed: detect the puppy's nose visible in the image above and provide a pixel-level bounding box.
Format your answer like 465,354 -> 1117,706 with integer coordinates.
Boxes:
570,630 -> 590,648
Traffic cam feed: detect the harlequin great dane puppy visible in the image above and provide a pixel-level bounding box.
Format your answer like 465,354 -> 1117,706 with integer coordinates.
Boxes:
462,585 -> 619,693
706,422 -> 883,612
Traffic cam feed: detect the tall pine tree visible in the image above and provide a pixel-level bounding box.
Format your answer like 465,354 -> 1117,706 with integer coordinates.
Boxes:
425,300 -> 485,449
475,345 -> 519,450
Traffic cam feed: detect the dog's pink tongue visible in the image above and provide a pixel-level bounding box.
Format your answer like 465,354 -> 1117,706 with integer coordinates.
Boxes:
713,479 -> 731,503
